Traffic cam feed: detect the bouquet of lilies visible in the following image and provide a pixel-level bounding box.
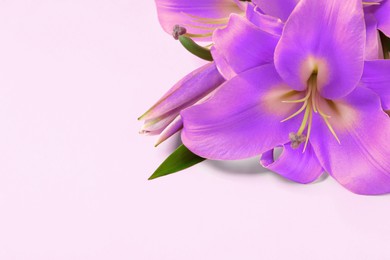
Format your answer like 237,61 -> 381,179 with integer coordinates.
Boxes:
139,0 -> 390,195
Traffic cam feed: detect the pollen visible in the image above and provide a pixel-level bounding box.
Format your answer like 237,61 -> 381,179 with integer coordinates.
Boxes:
172,25 -> 187,40
289,133 -> 307,149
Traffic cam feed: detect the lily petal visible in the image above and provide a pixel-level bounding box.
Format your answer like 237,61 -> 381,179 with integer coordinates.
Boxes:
155,0 -> 242,40
140,62 -> 225,121
375,0 -> 390,36
361,60 -> 390,110
140,113 -> 178,135
212,14 -> 280,79
181,64 -> 303,160
155,116 -> 183,146
246,4 -> 284,36
210,46 -> 237,80
252,0 -> 299,22
261,142 -> 324,184
365,12 -> 383,59
274,0 -> 365,99
310,87 -> 390,195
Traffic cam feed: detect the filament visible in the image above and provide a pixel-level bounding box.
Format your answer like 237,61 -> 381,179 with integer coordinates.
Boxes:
362,1 -> 381,6
303,110 -> 313,152
281,100 -> 308,122
281,73 -> 341,151
183,13 -> 230,25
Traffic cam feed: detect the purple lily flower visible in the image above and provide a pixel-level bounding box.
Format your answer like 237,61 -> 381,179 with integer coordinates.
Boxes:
154,0 -> 248,41
180,0 -> 390,195
139,62 -> 225,145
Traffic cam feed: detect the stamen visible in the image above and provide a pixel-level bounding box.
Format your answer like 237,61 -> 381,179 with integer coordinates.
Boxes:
322,117 -> 341,144
311,86 -> 318,113
172,25 -> 213,60
183,24 -> 217,31
303,110 -> 313,152
172,25 -> 187,40
362,1 -> 380,6
282,72 -> 340,150
297,103 -> 311,136
281,100 -> 308,122
183,13 -> 230,25
282,90 -> 311,103
317,106 -> 331,118
289,133 -> 307,149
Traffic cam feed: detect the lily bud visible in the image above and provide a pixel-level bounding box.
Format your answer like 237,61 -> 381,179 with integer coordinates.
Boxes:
139,62 -> 225,144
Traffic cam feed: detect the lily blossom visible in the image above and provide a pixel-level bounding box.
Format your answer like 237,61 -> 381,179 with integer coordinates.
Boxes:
154,0 -> 248,41
139,62 -> 225,145
181,0 -> 390,194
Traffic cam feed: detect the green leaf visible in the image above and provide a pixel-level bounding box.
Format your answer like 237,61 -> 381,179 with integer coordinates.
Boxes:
178,36 -> 213,61
148,145 -> 206,180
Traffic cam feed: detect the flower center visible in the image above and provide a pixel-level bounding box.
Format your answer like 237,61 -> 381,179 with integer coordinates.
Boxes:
281,73 -> 340,151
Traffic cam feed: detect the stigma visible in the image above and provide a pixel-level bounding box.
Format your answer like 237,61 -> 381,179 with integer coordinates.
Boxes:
281,73 -> 341,151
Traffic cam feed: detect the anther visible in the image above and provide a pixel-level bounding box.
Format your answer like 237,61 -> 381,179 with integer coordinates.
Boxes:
289,133 -> 307,149
172,25 -> 187,40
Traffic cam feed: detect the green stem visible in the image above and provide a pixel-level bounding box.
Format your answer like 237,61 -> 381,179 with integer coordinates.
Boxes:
178,36 -> 213,61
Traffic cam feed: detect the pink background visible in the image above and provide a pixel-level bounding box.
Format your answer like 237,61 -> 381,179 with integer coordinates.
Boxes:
0,1 -> 389,259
